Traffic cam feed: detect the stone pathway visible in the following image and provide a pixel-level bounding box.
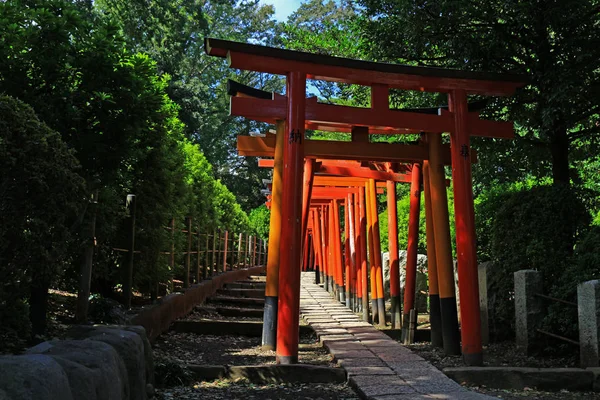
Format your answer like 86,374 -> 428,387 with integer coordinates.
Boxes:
300,272 -> 494,400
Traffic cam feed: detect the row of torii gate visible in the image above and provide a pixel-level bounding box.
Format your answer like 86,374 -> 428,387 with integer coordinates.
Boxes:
205,38 -> 526,366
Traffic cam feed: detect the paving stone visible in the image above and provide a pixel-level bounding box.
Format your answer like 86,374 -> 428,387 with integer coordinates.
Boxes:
345,366 -> 396,376
351,377 -> 417,397
316,328 -> 349,336
299,272 -> 491,400
332,350 -> 378,361
410,380 -> 468,394
319,334 -> 355,340
338,357 -> 388,368
310,323 -> 341,329
370,394 -> 493,400
324,341 -> 365,351
358,339 -> 398,347
387,360 -> 437,373
374,349 -> 426,363
338,322 -> 371,327
351,374 -> 410,387
326,344 -> 369,357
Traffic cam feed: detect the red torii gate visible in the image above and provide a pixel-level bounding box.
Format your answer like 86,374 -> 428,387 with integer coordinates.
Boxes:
205,38 -> 525,365
263,158 -> 447,341
260,157 -> 410,324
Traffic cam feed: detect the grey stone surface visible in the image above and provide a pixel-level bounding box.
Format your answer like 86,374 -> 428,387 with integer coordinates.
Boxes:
514,269 -> 543,353
587,367 -> 600,391
338,357 -> 389,367
444,366 -> 594,392
383,250 -> 429,313
88,329 -> 146,400
228,364 -> 347,383
70,324 -> 154,386
478,262 -> 492,346
46,356 -> 100,400
300,271 -> 488,400
373,348 -> 425,363
331,349 -> 378,361
345,366 -> 396,376
578,280 -> 600,367
371,393 -> 493,399
27,339 -> 127,400
0,354 -> 73,400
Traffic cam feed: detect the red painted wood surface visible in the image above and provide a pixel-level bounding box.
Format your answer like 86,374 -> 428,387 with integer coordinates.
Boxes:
276,72 -> 306,363
404,163 -> 422,314
449,89 -> 483,365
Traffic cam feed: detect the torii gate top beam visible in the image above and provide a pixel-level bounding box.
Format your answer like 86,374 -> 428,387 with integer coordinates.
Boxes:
227,80 -> 511,136
205,38 -> 527,96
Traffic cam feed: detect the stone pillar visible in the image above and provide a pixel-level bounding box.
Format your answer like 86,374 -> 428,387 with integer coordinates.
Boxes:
514,269 -> 543,354
478,262 -> 492,346
578,280 -> 600,367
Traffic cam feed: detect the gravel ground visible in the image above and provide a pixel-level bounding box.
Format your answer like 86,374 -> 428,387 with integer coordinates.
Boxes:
156,380 -> 359,400
405,342 -> 600,400
153,331 -> 333,366
405,342 -> 578,370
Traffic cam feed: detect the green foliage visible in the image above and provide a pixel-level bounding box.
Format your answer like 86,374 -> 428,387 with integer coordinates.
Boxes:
486,184 -> 592,341
379,186 -> 455,256
475,178 -> 552,262
356,0 -> 600,184
249,205 -> 271,240
0,95 -> 85,336
541,225 -> 600,351
378,192 -> 426,254
0,0 -> 252,335
97,0 -> 282,211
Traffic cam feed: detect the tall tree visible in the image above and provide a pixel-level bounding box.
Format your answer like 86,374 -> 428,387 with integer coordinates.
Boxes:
357,0 -> 600,185
96,0 -> 284,211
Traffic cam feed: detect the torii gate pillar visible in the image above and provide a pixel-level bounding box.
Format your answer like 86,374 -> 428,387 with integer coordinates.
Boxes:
276,72 -> 306,364
262,120 -> 285,350
449,89 -> 483,366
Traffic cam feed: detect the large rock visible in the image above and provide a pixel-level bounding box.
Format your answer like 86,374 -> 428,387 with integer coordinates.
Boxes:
44,356 -> 99,400
69,325 -> 154,387
383,250 -> 429,312
88,329 -> 147,400
0,354 -> 73,400
27,340 -> 127,400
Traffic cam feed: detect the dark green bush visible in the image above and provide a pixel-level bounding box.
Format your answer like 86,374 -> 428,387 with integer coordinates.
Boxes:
0,95 -> 85,338
542,225 -> 600,350
487,184 -> 591,342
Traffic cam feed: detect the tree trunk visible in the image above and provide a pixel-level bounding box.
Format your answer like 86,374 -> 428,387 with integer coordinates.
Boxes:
550,130 -> 570,184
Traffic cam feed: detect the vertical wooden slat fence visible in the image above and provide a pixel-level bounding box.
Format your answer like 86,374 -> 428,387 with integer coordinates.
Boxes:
105,202 -> 264,308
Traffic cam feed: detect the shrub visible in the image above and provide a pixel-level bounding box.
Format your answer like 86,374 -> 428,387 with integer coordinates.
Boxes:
249,205 -> 271,240
0,95 -> 85,338
487,184 -> 591,342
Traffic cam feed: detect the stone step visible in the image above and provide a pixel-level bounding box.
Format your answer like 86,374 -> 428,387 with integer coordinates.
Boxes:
207,296 -> 265,307
172,320 -> 313,337
187,364 -> 346,384
242,275 -> 267,282
198,305 -> 264,318
224,281 -> 266,289
217,288 -> 265,298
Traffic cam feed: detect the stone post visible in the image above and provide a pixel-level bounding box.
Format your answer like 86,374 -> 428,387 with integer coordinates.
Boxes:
478,262 -> 492,346
514,269 -> 543,354
578,280 -> 600,367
